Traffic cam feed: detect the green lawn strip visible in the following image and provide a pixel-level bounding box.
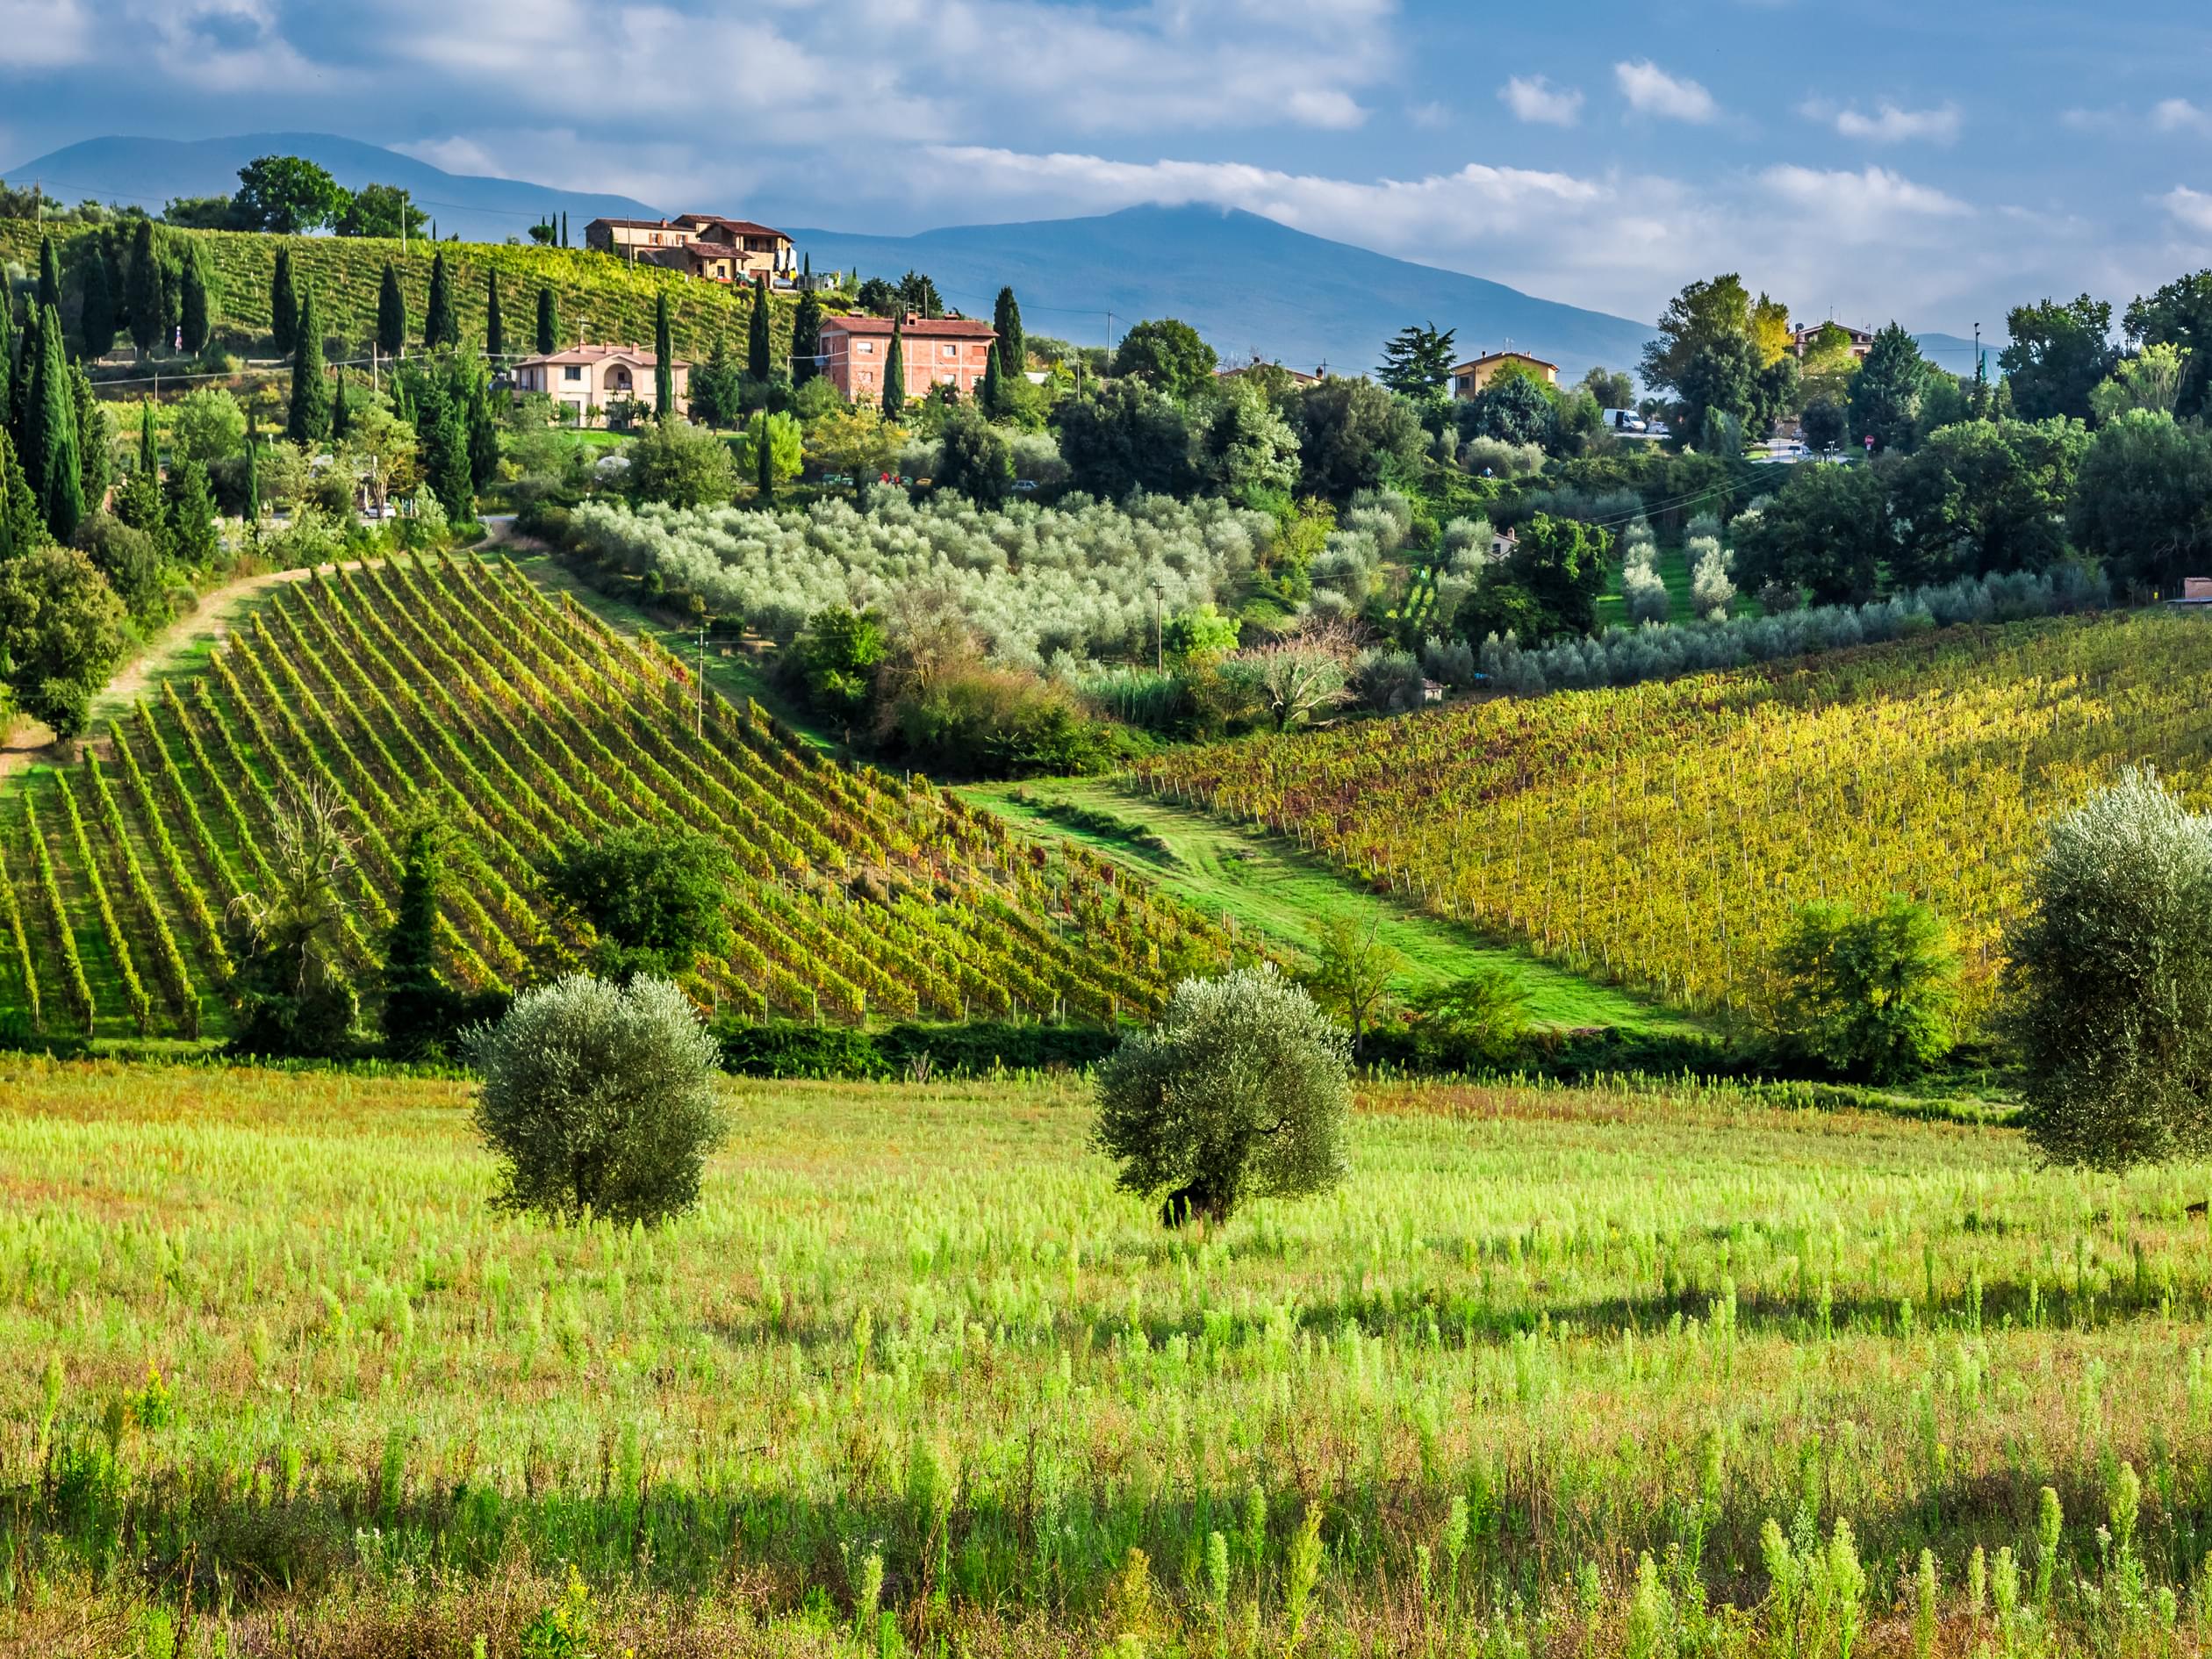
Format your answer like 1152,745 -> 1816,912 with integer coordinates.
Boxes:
504,550 -> 843,754
1596,538 -> 1772,631
962,776 -> 1706,1036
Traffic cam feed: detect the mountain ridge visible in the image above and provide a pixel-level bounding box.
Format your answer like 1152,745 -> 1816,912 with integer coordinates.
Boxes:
2,133 -> 665,247
4,133 -> 2003,383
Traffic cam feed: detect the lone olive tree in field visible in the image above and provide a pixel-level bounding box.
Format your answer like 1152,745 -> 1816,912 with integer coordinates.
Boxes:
2003,770 -> 2212,1171
1094,965 -> 1350,1226
468,974 -> 725,1226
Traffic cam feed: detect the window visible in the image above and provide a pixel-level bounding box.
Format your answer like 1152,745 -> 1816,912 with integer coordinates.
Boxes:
858,340 -> 876,356
563,365 -> 583,383
940,343 -> 956,358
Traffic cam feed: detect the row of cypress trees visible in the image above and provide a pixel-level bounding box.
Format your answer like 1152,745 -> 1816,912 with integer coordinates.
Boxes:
44,223 -> 219,364
363,253 -> 563,360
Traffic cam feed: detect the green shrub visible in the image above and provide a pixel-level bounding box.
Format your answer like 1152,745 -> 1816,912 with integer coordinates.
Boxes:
1093,965 -> 1350,1226
538,826 -> 734,983
467,974 -> 725,1226
1403,968 -> 1528,1067
1767,895 -> 1959,1082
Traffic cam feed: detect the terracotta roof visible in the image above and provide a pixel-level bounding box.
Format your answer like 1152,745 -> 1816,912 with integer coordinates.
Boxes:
585,217 -> 678,231
1449,350 -> 1559,374
822,314 -> 996,340
678,214 -> 790,240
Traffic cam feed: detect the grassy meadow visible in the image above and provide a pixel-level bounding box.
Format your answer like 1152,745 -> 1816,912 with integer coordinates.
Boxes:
3,1060 -> 2210,1655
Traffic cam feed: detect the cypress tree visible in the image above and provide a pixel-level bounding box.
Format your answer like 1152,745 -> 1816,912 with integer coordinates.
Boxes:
654,291 -> 674,418
882,318 -> 905,418
993,285 -> 1024,377
485,270 -> 504,360
269,246 -> 298,356
331,368 -> 351,442
377,262 -> 406,358
747,274 -> 772,380
179,254 -> 211,355
242,430 -> 260,525
36,235 -> 61,313
288,289 -> 331,444
25,307 -> 83,542
756,415 -> 773,504
561,212 -> 568,248
380,815 -> 450,1059
0,288 -> 16,433
167,458 -> 218,566
466,378 -> 499,489
431,399 -> 471,519
78,250 -> 115,363
791,287 -> 822,386
424,252 -> 456,349
0,427 -> 40,559
535,286 -> 557,356
71,365 -> 110,514
126,219 -> 162,357
137,400 -> 156,476
980,342 -> 1005,420
11,305 -> 40,447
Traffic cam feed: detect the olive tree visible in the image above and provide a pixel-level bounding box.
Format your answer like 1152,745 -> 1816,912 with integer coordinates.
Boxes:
467,974 -> 726,1226
2002,770 -> 2212,1171
1093,965 -> 1350,1227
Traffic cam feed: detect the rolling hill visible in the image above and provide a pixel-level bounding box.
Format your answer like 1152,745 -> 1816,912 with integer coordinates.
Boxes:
0,554 -> 1233,1041
794,204 -> 1659,383
2,133 -> 663,248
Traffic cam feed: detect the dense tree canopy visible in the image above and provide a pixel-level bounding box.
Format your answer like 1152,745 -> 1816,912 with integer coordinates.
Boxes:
335,183 -> 427,241
1111,319 -> 1217,400
1885,417 -> 2086,585
2066,411 -> 2212,597
1733,461 -> 1892,607
232,154 -> 349,234
2122,270 -> 2212,421
1289,377 -> 1424,499
2000,295 -> 2117,424
1055,379 -> 1196,499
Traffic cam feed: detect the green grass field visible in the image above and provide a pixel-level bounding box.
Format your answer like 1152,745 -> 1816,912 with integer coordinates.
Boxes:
964,777 -> 1696,1035
2,1060 -> 2207,1655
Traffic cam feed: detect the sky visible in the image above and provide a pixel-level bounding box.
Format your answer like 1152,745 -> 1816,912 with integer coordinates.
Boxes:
4,0 -> 2212,336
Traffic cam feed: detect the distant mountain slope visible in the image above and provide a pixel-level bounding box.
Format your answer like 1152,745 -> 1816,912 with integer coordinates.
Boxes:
791,205 -> 1658,384
1,133 -> 666,247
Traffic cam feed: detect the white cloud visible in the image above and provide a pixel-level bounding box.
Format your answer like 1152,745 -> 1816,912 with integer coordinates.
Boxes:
1499,75 -> 1583,127
1824,101 -> 1963,144
2162,185 -> 2212,235
890,145 -> 2020,323
1761,164 -> 1967,229
1407,101 -> 1450,130
2153,99 -> 2212,137
0,0 -> 90,66
1614,60 -> 1717,123
1285,88 -> 1368,130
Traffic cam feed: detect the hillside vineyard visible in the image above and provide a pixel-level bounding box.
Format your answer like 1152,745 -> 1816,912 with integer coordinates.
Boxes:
0,557 -> 1232,1039
1140,611 -> 2212,1023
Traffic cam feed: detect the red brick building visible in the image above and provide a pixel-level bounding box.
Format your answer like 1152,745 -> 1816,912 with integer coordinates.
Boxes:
817,313 -> 997,406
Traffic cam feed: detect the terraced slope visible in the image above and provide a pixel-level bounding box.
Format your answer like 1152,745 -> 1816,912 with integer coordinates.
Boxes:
0,555 -> 1232,1040
0,221 -> 827,363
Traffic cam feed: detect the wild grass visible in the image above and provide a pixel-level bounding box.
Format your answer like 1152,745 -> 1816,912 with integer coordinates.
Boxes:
3,1061 -> 2210,1653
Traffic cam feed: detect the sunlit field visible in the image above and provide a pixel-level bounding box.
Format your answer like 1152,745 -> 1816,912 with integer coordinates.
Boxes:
4,1060 -> 2209,1655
